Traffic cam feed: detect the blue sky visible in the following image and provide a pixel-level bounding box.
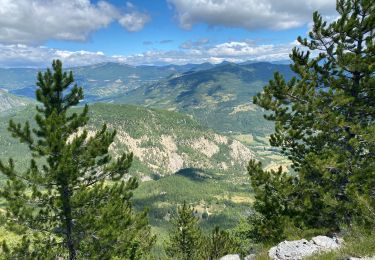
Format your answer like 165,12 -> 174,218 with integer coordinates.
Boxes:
0,0 -> 337,67
46,0 -> 304,55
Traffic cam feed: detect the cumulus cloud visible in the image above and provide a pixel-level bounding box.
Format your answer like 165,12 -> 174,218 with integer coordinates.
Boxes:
0,0 -> 149,45
167,0 -> 336,30
121,42 -> 294,65
0,40 -> 298,68
209,42 -> 272,56
208,41 -> 297,61
0,44 -> 115,68
118,12 -> 150,32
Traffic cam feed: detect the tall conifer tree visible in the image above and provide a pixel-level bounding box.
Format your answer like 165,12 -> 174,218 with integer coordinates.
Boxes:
0,60 -> 154,259
205,226 -> 240,260
165,202 -> 203,260
249,0 -> 375,239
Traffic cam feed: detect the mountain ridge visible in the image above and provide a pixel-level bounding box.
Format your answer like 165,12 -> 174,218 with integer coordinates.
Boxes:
109,62 -> 294,136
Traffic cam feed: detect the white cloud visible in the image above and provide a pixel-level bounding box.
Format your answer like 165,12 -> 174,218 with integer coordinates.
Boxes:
0,0 -> 150,45
208,41 -> 280,58
0,40 -> 297,68
119,12 -> 150,32
0,44 -> 114,68
168,0 -> 336,30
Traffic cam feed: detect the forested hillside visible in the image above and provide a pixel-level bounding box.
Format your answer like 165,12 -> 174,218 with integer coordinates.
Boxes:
0,103 -> 257,258
112,62 -> 293,136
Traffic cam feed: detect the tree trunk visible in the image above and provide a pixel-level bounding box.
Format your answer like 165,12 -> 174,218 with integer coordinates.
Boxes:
61,185 -> 76,260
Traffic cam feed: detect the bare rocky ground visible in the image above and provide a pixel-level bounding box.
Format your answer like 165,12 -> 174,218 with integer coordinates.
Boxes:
220,236 -> 375,260
268,236 -> 341,259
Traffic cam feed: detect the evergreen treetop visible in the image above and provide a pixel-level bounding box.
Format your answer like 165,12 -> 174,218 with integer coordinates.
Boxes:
165,202 -> 203,260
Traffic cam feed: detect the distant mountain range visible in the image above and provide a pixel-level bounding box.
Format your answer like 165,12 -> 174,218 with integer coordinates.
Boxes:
110,62 -> 294,136
0,61 -> 294,136
0,62 -> 215,102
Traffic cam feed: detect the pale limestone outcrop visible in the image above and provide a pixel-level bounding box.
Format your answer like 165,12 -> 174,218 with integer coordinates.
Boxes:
268,236 -> 341,260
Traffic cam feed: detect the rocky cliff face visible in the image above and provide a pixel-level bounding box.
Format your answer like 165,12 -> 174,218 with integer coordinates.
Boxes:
87,103 -> 256,177
111,130 -> 254,176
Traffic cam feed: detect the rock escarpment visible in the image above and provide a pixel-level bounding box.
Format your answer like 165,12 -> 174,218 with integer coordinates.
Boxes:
268,236 -> 341,259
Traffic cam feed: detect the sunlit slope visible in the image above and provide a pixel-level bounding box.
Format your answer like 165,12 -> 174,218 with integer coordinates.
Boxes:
0,89 -> 34,114
0,103 -> 255,179
112,62 -> 293,136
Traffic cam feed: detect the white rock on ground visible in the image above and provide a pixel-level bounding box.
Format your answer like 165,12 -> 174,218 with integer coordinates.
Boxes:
350,257 -> 375,260
268,236 -> 341,259
220,254 -> 241,260
312,235 -> 341,249
244,254 -> 257,260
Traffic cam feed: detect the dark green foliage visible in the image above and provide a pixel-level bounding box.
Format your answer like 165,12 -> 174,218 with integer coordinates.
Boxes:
247,160 -> 294,243
250,0 -> 375,241
0,60 -> 154,259
204,226 -> 240,260
165,203 -> 240,260
165,202 -> 204,260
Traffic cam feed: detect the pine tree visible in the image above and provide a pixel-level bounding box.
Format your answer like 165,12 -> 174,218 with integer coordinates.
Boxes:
0,60 -> 154,259
250,0 -> 375,238
165,202 -> 203,260
205,226 -> 239,260
246,161 -> 295,243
